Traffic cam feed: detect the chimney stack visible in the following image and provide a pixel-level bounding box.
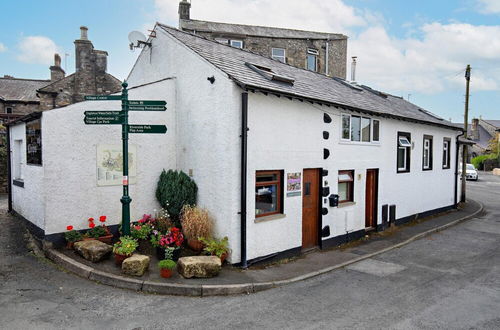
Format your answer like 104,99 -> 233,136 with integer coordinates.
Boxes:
179,0 -> 191,20
74,26 -> 93,72
471,118 -> 480,140
50,53 -> 65,82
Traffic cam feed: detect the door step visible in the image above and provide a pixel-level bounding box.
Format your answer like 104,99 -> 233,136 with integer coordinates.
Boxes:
365,226 -> 376,232
301,247 -> 319,254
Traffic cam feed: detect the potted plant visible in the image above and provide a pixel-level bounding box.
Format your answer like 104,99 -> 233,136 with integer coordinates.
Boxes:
131,218 -> 153,254
112,236 -> 138,265
152,227 -> 184,261
199,236 -> 230,263
158,259 -> 176,278
180,205 -> 213,252
96,215 -> 113,244
64,225 -> 82,249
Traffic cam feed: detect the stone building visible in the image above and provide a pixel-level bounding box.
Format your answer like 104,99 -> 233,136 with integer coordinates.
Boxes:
0,26 -> 121,117
178,0 -> 348,79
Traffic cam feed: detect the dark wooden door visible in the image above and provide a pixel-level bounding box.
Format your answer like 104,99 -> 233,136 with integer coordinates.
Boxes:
365,169 -> 379,229
302,169 -> 320,249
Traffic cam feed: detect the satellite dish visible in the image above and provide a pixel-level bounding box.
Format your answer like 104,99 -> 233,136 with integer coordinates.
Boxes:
128,31 -> 149,50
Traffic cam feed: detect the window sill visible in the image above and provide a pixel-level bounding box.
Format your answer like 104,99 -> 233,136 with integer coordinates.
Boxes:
339,141 -> 380,146
338,202 -> 355,208
13,179 -> 24,188
254,213 -> 286,223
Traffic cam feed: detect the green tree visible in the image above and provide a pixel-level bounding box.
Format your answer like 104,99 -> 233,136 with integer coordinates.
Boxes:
155,169 -> 197,225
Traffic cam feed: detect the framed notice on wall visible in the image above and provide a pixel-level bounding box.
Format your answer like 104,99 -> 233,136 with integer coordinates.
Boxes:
96,144 -> 137,186
286,172 -> 302,197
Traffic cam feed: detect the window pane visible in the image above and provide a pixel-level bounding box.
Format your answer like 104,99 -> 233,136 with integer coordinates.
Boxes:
307,55 -> 316,71
272,48 -> 284,57
26,119 -> 42,165
398,147 -> 406,169
230,40 -> 243,48
398,137 -> 411,147
338,173 -> 353,181
361,117 -> 371,142
342,115 -> 350,139
373,120 -> 380,141
351,116 -> 361,141
338,182 -> 348,201
423,149 -> 429,168
256,173 -> 278,182
255,184 -> 278,215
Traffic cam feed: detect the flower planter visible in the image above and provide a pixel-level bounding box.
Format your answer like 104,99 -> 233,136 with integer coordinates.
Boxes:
97,233 -> 113,245
114,253 -> 131,266
187,238 -> 204,253
160,268 -> 173,278
220,252 -> 228,264
137,239 -> 154,255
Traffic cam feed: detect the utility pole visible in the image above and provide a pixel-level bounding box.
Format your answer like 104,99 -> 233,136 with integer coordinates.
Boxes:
461,64 -> 471,203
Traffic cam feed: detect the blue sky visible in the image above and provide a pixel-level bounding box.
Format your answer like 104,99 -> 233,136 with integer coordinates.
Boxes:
1,0 -> 499,122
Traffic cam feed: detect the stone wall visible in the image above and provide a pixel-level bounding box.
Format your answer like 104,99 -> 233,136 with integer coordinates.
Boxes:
192,31 -> 347,79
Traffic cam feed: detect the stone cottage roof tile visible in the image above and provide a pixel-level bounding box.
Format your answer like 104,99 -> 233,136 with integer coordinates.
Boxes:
0,77 -> 50,102
158,24 -> 458,130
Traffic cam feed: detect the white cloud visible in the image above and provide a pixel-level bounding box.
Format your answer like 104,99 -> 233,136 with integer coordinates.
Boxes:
476,0 -> 500,14
153,0 -> 500,95
350,23 -> 500,94
154,0 -> 369,34
17,36 -> 60,65
0,43 -> 6,52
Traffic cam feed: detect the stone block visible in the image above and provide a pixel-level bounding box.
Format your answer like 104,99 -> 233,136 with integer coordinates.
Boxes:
493,168 -> 500,176
122,254 -> 150,276
74,239 -> 112,263
177,256 -> 221,279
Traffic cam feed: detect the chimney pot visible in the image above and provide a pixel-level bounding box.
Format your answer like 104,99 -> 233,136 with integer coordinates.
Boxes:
54,53 -> 61,67
80,26 -> 88,40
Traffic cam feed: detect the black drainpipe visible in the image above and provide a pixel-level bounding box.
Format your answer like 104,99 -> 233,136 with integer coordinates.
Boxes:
240,91 -> 248,269
454,130 -> 465,208
6,124 -> 12,212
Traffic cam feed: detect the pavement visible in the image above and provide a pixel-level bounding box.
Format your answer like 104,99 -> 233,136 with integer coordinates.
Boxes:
0,171 -> 499,329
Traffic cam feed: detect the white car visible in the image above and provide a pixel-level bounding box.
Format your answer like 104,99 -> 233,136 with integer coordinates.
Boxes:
459,163 -> 479,181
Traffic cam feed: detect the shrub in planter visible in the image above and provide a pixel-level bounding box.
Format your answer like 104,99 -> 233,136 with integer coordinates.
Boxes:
156,169 -> 197,224
112,236 -> 138,265
180,205 -> 213,252
131,222 -> 154,255
158,259 -> 176,278
199,236 -> 230,263
64,225 -> 82,249
152,228 -> 184,261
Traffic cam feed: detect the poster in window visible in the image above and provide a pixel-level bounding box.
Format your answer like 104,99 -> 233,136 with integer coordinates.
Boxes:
26,119 -> 42,165
97,144 -> 137,186
286,172 -> 301,197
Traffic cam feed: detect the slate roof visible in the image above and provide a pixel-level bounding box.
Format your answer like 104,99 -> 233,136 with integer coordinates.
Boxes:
482,120 -> 500,129
180,19 -> 347,40
159,24 -> 459,130
0,77 -> 50,102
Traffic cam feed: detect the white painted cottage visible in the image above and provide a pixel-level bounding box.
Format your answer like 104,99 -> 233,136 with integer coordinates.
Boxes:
8,24 -> 466,266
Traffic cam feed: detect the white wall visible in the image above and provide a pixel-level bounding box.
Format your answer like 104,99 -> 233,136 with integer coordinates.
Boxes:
10,122 -> 45,230
40,79 -> 176,234
246,92 -> 461,260
127,27 -> 243,262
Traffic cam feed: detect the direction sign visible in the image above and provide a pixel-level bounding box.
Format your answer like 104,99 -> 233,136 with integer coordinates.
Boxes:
85,95 -> 122,101
128,104 -> 166,111
128,124 -> 167,134
84,111 -> 124,125
129,100 -> 166,106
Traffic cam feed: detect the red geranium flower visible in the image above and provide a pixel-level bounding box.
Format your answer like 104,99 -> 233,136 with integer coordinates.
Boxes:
88,217 -> 95,223
99,215 -> 106,223
89,222 -> 95,229
67,225 -> 73,231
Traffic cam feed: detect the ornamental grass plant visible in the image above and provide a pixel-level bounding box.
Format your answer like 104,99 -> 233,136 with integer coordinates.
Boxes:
180,205 -> 214,241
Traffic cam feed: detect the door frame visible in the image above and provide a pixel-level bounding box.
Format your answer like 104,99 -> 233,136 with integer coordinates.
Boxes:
365,168 -> 379,230
301,168 -> 323,250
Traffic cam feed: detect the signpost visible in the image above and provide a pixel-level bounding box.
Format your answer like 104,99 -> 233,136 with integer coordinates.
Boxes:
84,83 -> 167,235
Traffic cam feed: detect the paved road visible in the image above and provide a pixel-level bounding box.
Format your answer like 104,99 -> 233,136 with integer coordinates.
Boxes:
0,173 -> 499,329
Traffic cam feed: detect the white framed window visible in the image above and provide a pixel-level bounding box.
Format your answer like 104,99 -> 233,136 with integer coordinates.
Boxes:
307,48 -> 318,71
443,138 -> 451,169
230,40 -> 243,48
341,113 -> 379,143
271,48 -> 286,63
215,38 -> 229,44
423,135 -> 433,170
397,132 -> 411,173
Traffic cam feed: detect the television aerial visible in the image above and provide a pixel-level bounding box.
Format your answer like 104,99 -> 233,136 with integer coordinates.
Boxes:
128,31 -> 151,50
